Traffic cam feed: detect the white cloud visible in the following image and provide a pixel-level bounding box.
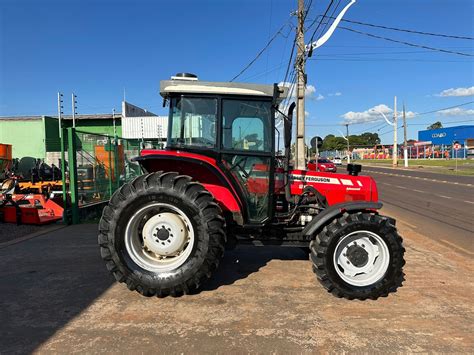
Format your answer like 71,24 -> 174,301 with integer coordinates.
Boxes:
328,92 -> 342,97
278,81 -> 318,101
437,86 -> 474,97
306,85 -> 316,96
341,104 -> 416,124
438,107 -> 474,116
315,94 -> 325,101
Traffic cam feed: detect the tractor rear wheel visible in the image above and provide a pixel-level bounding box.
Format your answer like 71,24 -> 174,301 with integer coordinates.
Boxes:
98,172 -> 226,297
310,212 -> 405,300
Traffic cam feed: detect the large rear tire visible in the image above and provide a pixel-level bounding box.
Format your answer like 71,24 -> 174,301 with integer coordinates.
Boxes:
310,212 -> 405,300
98,172 -> 226,297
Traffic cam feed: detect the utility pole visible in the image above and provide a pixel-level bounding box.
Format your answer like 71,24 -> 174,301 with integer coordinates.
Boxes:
403,103 -> 408,167
345,124 -> 350,164
295,0 -> 306,170
72,93 -> 78,128
57,92 -> 64,138
112,108 -> 117,137
392,96 -> 398,167
57,92 -> 67,223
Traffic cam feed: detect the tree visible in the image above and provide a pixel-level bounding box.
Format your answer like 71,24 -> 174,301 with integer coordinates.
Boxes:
427,121 -> 443,130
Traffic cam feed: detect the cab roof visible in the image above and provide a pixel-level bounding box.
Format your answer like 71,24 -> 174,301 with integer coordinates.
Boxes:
160,79 -> 288,103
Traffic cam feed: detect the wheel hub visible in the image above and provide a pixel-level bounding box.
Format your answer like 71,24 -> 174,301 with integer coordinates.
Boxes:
346,244 -> 369,267
142,212 -> 188,256
155,227 -> 170,241
333,231 -> 390,286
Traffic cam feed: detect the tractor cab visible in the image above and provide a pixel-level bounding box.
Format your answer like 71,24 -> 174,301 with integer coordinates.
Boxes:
153,73 -> 288,224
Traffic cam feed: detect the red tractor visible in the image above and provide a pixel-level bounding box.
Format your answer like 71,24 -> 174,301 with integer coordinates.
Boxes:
98,74 -> 405,300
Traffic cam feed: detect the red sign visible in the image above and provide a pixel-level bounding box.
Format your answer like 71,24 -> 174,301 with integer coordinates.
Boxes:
453,143 -> 462,151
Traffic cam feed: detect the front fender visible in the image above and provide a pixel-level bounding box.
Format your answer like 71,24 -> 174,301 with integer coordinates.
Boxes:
303,201 -> 383,238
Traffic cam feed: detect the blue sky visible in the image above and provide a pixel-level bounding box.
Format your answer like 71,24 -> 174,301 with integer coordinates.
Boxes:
0,0 -> 473,144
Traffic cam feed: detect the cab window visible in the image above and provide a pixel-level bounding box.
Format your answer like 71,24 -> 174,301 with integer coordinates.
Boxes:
222,100 -> 271,152
169,97 -> 217,148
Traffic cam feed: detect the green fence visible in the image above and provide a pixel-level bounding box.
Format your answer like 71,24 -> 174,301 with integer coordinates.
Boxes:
62,128 -> 162,224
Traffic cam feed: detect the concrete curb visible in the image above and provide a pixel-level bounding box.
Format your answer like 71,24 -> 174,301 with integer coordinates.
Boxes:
0,224 -> 67,250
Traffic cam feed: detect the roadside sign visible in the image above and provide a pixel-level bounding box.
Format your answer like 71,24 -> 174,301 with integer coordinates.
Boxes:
453,142 -> 461,151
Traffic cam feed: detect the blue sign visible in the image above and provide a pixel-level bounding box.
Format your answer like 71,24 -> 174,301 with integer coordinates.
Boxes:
418,125 -> 474,146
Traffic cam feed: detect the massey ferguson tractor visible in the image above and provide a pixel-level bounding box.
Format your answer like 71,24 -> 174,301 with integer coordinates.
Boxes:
98,74 -> 405,300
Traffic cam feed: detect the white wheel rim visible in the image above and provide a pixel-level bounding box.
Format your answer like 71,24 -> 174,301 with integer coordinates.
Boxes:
333,230 -> 390,287
124,202 -> 195,272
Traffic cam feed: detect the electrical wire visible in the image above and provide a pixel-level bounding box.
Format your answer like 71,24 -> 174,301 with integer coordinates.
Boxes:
307,0 -> 335,57
415,101 -> 474,116
329,16 -> 474,41
282,35 -> 297,84
340,26 -> 474,57
310,57 -> 472,63
318,0 -> 342,39
230,22 -> 290,82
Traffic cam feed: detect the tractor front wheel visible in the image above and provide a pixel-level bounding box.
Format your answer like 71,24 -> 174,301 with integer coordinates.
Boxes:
310,212 -> 405,300
98,172 -> 226,297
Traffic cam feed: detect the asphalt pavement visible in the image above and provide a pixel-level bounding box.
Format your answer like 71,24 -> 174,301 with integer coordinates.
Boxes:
361,165 -> 474,255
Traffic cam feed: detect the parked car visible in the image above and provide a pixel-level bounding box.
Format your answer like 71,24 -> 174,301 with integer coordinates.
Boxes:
307,158 -> 337,172
332,156 -> 342,165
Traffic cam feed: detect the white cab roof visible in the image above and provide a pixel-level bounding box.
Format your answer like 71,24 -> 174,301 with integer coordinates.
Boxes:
160,79 -> 288,103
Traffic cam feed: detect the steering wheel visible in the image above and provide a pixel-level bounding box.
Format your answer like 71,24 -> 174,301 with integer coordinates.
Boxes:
230,156 -> 250,179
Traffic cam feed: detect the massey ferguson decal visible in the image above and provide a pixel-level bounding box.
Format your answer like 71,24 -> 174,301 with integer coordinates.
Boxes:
289,174 -> 363,189
289,174 -> 341,185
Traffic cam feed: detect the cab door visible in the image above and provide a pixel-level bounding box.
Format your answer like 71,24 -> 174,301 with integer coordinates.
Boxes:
220,98 -> 274,224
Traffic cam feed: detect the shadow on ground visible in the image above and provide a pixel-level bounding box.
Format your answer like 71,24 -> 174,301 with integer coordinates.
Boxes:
203,246 -> 309,292
0,223 -> 308,353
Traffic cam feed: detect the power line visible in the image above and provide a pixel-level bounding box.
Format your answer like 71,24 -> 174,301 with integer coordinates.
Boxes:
282,34 -> 297,84
415,101 -> 474,116
340,101 -> 474,136
310,57 -> 472,63
319,0 -> 342,38
408,119 -> 474,126
307,0 -> 335,57
340,26 -> 474,57
329,16 -> 474,40
230,22 -> 290,82
376,102 -> 474,136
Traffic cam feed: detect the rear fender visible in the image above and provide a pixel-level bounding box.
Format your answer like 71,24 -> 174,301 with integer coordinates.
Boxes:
303,201 -> 383,238
133,151 -> 243,224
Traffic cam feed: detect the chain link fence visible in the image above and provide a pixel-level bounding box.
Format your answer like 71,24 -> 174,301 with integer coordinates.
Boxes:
62,128 -> 163,223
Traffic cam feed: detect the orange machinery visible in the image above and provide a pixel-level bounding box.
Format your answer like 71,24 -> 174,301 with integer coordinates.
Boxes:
0,143 -> 12,172
94,144 -> 125,180
0,193 -> 63,225
0,179 -> 63,225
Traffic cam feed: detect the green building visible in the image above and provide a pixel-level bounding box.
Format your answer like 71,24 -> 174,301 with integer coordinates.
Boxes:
0,114 -> 122,161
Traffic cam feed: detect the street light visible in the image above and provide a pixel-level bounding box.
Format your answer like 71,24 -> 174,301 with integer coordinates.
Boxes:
374,105 -> 398,167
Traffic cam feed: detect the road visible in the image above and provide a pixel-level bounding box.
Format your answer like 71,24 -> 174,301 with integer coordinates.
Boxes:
361,165 -> 474,255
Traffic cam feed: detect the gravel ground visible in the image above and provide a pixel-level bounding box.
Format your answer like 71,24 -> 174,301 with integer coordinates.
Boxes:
0,223 -> 55,244
0,222 -> 472,353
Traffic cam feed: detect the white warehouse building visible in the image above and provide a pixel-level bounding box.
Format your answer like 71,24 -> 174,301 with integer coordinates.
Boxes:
121,101 -> 168,145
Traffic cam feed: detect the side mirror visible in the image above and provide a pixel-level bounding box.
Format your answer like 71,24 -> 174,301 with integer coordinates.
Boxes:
347,163 -> 362,176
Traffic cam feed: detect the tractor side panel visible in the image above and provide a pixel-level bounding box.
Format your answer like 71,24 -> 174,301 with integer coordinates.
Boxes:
288,169 -> 377,205
136,150 -> 242,215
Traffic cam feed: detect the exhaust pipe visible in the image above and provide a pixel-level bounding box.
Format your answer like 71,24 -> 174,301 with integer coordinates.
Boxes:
284,102 -> 296,203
